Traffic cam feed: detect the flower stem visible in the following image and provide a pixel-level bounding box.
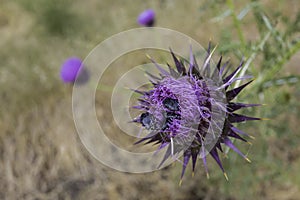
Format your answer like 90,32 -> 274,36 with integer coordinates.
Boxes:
226,0 -> 246,49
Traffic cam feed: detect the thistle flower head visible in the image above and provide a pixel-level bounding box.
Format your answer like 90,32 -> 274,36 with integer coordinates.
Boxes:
133,44 -> 261,182
137,9 -> 155,27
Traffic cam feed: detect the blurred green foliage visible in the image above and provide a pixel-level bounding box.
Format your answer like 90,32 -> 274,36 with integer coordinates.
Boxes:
19,0 -> 81,36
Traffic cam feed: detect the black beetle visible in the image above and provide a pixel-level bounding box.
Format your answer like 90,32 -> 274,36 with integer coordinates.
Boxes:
140,112 -> 153,129
163,98 -> 179,111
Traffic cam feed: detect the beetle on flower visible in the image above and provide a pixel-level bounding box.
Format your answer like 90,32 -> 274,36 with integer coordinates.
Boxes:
133,43 -> 261,184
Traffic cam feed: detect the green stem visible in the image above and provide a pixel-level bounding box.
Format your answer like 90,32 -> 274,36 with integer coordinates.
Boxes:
235,31 -> 271,88
226,0 -> 246,48
257,40 -> 300,90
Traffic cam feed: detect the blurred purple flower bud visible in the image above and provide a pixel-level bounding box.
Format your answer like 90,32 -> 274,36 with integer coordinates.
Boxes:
60,57 -> 88,84
137,9 -> 155,27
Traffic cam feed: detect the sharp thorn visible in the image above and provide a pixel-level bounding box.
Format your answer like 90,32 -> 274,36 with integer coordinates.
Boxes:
179,179 -> 183,187
249,135 -> 256,140
245,157 -> 251,163
206,173 -> 210,179
224,172 -> 229,181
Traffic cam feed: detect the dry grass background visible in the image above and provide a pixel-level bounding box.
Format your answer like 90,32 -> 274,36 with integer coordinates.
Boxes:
0,0 -> 300,199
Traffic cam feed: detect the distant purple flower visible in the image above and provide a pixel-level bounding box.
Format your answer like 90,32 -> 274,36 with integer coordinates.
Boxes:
137,9 -> 155,27
60,57 -> 85,83
133,43 -> 261,184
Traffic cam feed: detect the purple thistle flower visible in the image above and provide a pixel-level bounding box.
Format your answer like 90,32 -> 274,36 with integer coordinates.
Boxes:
137,9 -> 155,27
133,43 -> 261,183
60,57 -> 89,84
